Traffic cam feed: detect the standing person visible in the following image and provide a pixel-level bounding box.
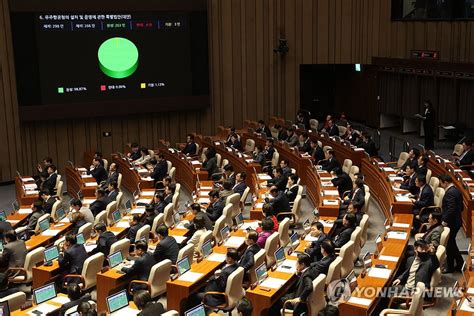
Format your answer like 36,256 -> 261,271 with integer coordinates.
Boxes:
420,99 -> 435,150
439,174 -> 464,273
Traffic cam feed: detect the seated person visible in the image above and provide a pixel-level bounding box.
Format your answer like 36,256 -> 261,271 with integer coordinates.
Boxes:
298,132 -> 311,153
184,203 -> 213,231
270,254 -> 315,315
41,164 -> 58,195
257,218 -> 274,248
417,154 -> 429,176
163,184 -> 175,205
150,154 -> 168,184
90,222 -> 117,257
232,172 -> 248,197
0,272 -> 19,299
59,284 -> 91,316
407,212 -> 443,258
188,214 -> 208,254
308,139 -> 325,162
133,148 -> 153,166
356,132 -> 378,157
89,189 -> 112,217
256,204 -> 278,233
330,213 -> 356,248
239,230 -> 261,272
256,120 -> 272,138
70,212 -> 87,235
335,201 -> 363,226
70,199 -> 94,224
205,190 -> 225,222
227,133 -> 242,151
141,205 -> 157,227
285,175 -> 299,203
309,241 -> 337,276
267,167 -> 288,192
392,240 -> 439,291
398,148 -> 420,174
182,134 -> 197,156
223,164 -> 236,187
128,215 -> 144,243
236,298 -> 253,316
40,191 -> 56,214
59,234 -> 88,283
319,115 -> 332,132
265,186 -> 291,216
107,182 -> 119,200
27,200 -> 45,232
296,111 -> 311,130
340,178 -> 365,214
202,148 -> 219,179
87,158 -> 108,185
104,162 -> 119,189
0,230 -> 27,273
319,149 -> 341,173
152,192 -> 166,214
275,124 -> 287,141
342,123 -> 361,145
219,180 -> 234,200
263,139 -> 276,161
133,290 -> 166,316
285,128 -> 299,147
252,145 -> 266,166
122,241 -> 156,291
398,165 -> 419,195
304,221 -> 328,262
324,119 -> 339,137
77,301 -> 97,316
411,175 -> 434,228
128,143 -> 141,160
331,168 -> 352,198
36,157 -> 53,188
456,138 -> 474,170
153,225 -> 179,264
279,160 -> 292,177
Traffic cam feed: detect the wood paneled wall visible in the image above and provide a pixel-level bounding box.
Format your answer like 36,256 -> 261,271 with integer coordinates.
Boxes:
2,0 -> 474,181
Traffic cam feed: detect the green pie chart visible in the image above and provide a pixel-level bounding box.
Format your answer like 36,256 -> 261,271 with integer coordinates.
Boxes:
98,37 -> 139,79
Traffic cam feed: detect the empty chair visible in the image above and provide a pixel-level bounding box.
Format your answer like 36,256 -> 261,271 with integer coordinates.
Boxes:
65,253 -> 105,291
248,249 -> 266,284
245,139 -> 255,153
163,204 -> 174,227
151,213 -> 164,234
338,240 -> 355,278
278,218 -> 291,247
436,245 -> 447,267
362,192 -> 370,214
359,214 -> 370,249
202,267 -> 245,313
94,210 -> 107,226
135,224 -> 151,243
264,232 -> 280,268
380,282 -> 425,316
7,247 -> 45,284
429,176 -> 439,193
271,151 -> 280,168
0,292 -> 26,311
440,227 -> 450,248
309,119 -> 319,130
222,204 -> 234,228
169,167 -> 176,182
105,201 -> 118,225
78,222 -> 93,240
425,169 -> 432,183
110,238 -> 130,260
212,216 -> 227,244
349,165 -> 360,181
166,161 -> 173,174
325,256 -> 342,286
391,151 -> 409,169
129,259 -> 172,298
51,200 -> 63,222
453,144 -> 464,157
338,126 -> 347,137
177,244 -> 194,263
350,227 -> 362,263
35,214 -> 51,233
342,159 -> 353,174
240,187 -> 251,210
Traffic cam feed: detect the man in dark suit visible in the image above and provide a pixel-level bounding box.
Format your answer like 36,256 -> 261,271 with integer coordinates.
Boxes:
264,139 -> 276,161
128,215 -> 144,244
128,143 -> 142,161
298,133 -> 311,153
256,120 -> 272,138
59,234 -> 88,282
88,158 -> 108,185
223,164 -> 236,187
104,162 -> 119,188
40,191 -> 57,214
89,189 -> 111,217
0,231 -> 27,270
331,168 -> 352,198
185,203 -> 213,231
319,150 -> 341,173
163,184 -> 175,206
150,154 -> 168,184
326,119 -> 339,137
90,222 -> 117,258
152,193 -> 167,214
122,241 -> 156,291
267,167 -> 288,192
266,186 -> 291,215
58,284 -> 91,316
309,139 -> 325,163
304,222 -> 328,262
153,225 -> 179,264
232,172 -> 248,197
331,213 -> 356,248
133,290 -> 166,316
392,240 -> 439,290
341,178 -> 365,214
205,190 -> 225,222
36,157 -> 53,188
399,165 -> 419,195
439,174 -> 464,273
107,182 -> 119,201
182,134 -> 198,156
41,165 -> 58,195
141,206 -> 157,228
279,160 -> 292,178
357,132 -> 378,157
285,128 -> 299,147
457,138 -> 474,171
271,254 -> 315,315
399,148 -> 420,174
309,241 -> 337,276
285,175 -> 299,203
239,230 -> 261,272
411,175 -> 434,230
415,212 -> 444,250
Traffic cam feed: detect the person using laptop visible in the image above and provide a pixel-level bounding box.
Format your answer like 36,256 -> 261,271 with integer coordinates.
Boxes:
236,298 -> 253,316
188,214 -> 208,255
70,212 -> 87,235
151,192 -> 166,214
89,189 -> 112,217
121,241 -> 156,292
128,215 -> 144,244
184,203 -> 212,231
141,205 -> 157,227
70,199 -> 94,224
205,190 -> 225,223
304,221 -> 328,262
257,218 -> 274,248
59,233 -> 88,284
309,241 -> 337,277
239,230 -> 261,272
58,284 -> 91,316
153,225 -> 179,264
0,230 -> 27,271
90,222 -> 117,258
0,272 -> 19,299
27,200 -> 45,233
40,191 -> 57,214
133,290 -> 166,316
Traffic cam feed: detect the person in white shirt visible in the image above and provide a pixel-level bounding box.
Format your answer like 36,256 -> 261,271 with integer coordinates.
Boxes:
69,199 -> 94,224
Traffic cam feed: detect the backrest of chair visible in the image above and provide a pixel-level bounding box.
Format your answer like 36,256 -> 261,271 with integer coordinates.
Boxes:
169,167 -> 176,182
172,192 -> 180,212
194,143 -> 200,156
24,247 -> 45,282
222,204 -> 234,228
453,144 -> 464,156
116,192 -> 123,210
225,267 -> 245,309
429,176 -> 439,192
0,292 -> 26,311
51,200 -> 62,221
102,159 -> 109,170
309,119 -> 319,130
297,185 -> 304,197
177,244 -> 194,262
216,153 -> 222,168
149,259 -> 172,298
339,240 -> 355,278
409,282 -> 426,316
363,184 -> 370,194
434,187 -> 445,207
221,159 -> 229,168
342,159 -> 353,174
270,127 -> 279,139
166,160 -> 173,174
94,210 -> 107,226
245,139 -> 255,152
359,214 -> 370,248
110,238 -> 130,259
196,230 -> 213,252
54,236 -> 65,247
350,227 -> 362,263
117,173 -> 123,189
64,305 -> 78,316
271,151 -> 279,167
55,174 -> 62,189
212,216 -> 226,244
278,218 -> 290,247
105,201 -> 118,225
426,169 -> 432,183
430,268 -> 441,290
291,195 -> 302,223
78,222 -> 93,240
397,152 -> 409,169
264,232 -> 280,267
349,165 -> 359,180
440,227 -> 450,248
35,214 -> 51,233
82,253 -> 104,290
249,249 -> 266,284
436,245 -> 447,267
240,187 -> 251,206
175,183 -> 181,195
338,126 -> 347,137
135,225 -> 151,243
227,193 -> 241,217
308,274 -> 327,315
56,181 -> 64,200
362,192 -> 370,214
163,204 -> 174,227
201,148 -> 208,162
326,256 -> 342,285
151,214 -> 164,233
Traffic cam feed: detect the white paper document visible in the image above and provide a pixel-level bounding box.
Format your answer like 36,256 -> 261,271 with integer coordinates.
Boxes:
116,221 -> 130,228
378,255 -> 399,262
85,245 -> 97,253
81,174 -> 93,178
347,296 -> 372,306
392,222 -> 410,228
21,177 -> 35,182
84,182 -> 97,187
7,220 -> 19,225
137,168 -> 148,173
24,183 -> 37,189
395,195 -> 411,202
387,231 -> 408,240
320,177 -> 332,181
198,198 -> 210,204
260,277 -> 287,289
27,303 -> 58,315
304,235 -> 319,242
254,202 -> 264,208
367,267 -> 392,279
82,198 -> 95,204
177,271 -> 203,283
323,200 -> 339,206
240,221 -> 260,230
191,160 -> 200,165
136,198 -> 151,204
383,167 -> 395,172
321,182 -> 333,187
276,259 -> 298,273
460,299 -> 474,312
172,235 -> 188,244
323,190 -> 339,196
258,174 -> 272,180
466,287 -> 474,294
389,176 -> 403,182
201,186 -> 213,190
42,229 -> 61,236
18,209 -> 32,214
140,177 -> 153,181
321,220 -> 334,228
77,167 -> 87,172
224,236 -> 246,248
25,190 -> 39,195
140,191 -> 155,196
131,208 -> 145,215
206,253 -> 227,262
50,296 -> 71,304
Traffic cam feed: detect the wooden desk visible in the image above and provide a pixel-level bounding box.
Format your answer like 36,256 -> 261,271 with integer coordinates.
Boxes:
32,260 -> 61,289
25,222 -> 73,251
7,210 -> 30,229
15,176 -> 38,206
112,155 -> 153,194
12,293 -> 69,316
96,268 -> 134,313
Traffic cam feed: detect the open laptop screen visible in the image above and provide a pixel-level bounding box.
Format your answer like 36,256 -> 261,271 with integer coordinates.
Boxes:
106,290 -> 128,314
39,219 -> 50,232
34,283 -> 57,305
76,233 -> 85,245
108,251 -> 123,268
201,240 -> 213,258
184,303 -> 206,316
177,256 -> 191,275
44,246 -> 60,262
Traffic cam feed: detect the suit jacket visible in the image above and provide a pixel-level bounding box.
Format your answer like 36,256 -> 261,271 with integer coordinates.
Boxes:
254,152 -> 266,166
42,173 -> 58,195
182,142 -> 197,155
141,213 -> 157,228
344,188 -> 365,210
412,185 -> 434,215
285,185 -> 298,203
256,126 -> 272,138
43,197 -> 56,214
130,151 -> 141,161
299,140 -> 312,154
459,149 -> 474,170
153,236 -> 179,264
128,222 -> 144,243
122,253 -> 156,281
397,254 -> 439,289
204,263 -> 239,306
79,207 -> 94,224
268,175 -> 288,192
442,186 -> 463,228
358,140 -> 378,157
239,244 -> 261,272
287,268 -> 316,301
232,182 -> 247,197
105,171 -> 119,187
400,158 -> 418,173
264,146 -> 275,161
89,196 -> 112,217
332,226 -> 355,248
286,133 -> 299,147
229,140 -> 242,151
400,173 -> 419,195
58,294 -> 91,316
269,192 -> 291,215
328,125 -> 339,136
164,194 -> 173,206
206,198 -> 225,222
71,220 -> 87,235
138,302 -> 166,316
320,158 -> 341,173
304,233 -> 327,262
185,211 -> 213,231
153,201 -> 166,214
309,146 -> 325,163
59,244 -> 88,274
151,160 -> 168,182
88,165 -> 108,184
422,224 -> 443,248
1,239 -> 27,268
331,173 -> 353,198
27,210 -> 45,231
108,190 -> 119,201
90,231 -> 117,257
203,157 -> 219,178
310,254 -> 336,277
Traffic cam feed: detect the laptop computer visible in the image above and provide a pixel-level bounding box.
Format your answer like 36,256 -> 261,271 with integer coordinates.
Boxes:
108,251 -> 124,269
0,301 -> 10,316
33,283 -> 57,305
106,290 -> 131,315
0,211 -> 6,222
43,246 -> 60,263
361,252 -> 372,275
274,247 -> 286,267
177,256 -> 191,276
125,200 -> 132,212
76,233 -> 85,245
290,232 -> 299,245
220,225 -> 230,242
346,270 -> 358,291
55,208 -> 66,222
11,201 -> 19,212
39,219 -> 50,233
234,213 -> 244,228
173,212 -> 181,226
184,303 -> 206,316
255,263 -> 268,284
201,239 -> 213,258
111,210 -> 121,224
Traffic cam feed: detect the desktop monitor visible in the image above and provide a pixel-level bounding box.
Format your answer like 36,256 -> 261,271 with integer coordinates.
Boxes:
275,247 -> 285,264
0,211 -> 6,222
111,210 -> 121,224
106,290 -> 129,314
184,304 -> 206,316
177,256 -> 191,276
108,251 -> 123,268
256,263 -> 268,283
55,208 -> 66,221
0,301 -> 10,316
33,283 -> 57,305
39,219 -> 50,232
43,246 -> 60,262
201,239 -> 213,258
220,225 -> 230,241
76,233 -> 85,245
234,213 -> 244,227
